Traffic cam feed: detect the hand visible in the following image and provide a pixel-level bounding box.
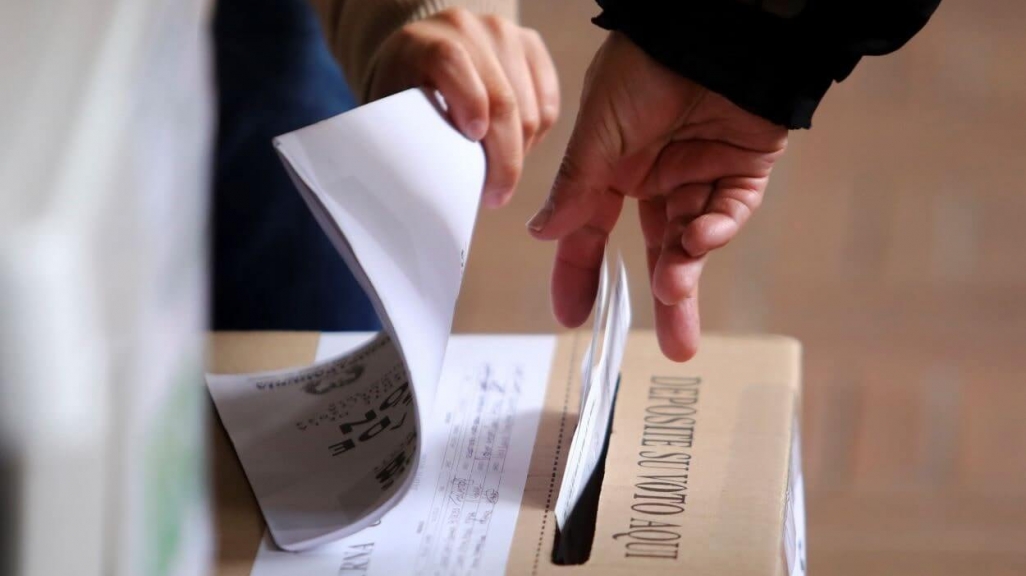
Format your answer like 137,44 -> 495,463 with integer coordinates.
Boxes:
368,8 -> 560,208
527,33 -> 788,361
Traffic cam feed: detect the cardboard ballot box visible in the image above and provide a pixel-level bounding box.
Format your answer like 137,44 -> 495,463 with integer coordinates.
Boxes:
209,330 -> 804,576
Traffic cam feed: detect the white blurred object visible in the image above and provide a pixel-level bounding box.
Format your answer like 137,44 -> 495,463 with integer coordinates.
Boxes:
0,1 -> 214,576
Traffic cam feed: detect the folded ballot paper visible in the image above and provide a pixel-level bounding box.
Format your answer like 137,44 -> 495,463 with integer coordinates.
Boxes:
205,88 -> 632,565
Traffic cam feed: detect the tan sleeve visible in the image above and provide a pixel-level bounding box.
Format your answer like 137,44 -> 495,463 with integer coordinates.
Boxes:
309,0 -> 518,103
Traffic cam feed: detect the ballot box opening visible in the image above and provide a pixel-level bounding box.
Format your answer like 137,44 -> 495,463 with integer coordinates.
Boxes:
551,375 -> 621,566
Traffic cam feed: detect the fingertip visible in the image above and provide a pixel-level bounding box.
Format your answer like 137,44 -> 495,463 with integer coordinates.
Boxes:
483,188 -> 513,209
526,199 -> 553,234
481,193 -> 502,209
528,222 -> 562,241
653,299 -> 700,362
527,184 -> 603,241
551,290 -> 592,328
542,100 -> 560,126
659,336 -> 698,363
483,169 -> 519,210
552,301 -> 590,329
465,118 -> 488,142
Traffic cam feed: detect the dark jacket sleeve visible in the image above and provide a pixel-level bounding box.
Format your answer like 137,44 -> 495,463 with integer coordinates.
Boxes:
593,0 -> 942,129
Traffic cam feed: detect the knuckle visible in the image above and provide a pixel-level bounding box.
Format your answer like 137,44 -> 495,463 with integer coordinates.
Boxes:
553,155 -> 591,198
539,99 -> 559,129
556,153 -> 587,183
425,37 -> 463,66
490,90 -> 517,119
555,157 -> 576,186
722,185 -> 763,217
394,25 -> 422,47
724,195 -> 751,219
441,7 -> 474,29
480,13 -> 507,34
739,187 -> 764,211
522,113 -> 540,137
594,113 -> 625,159
522,27 -> 544,46
682,223 -> 713,252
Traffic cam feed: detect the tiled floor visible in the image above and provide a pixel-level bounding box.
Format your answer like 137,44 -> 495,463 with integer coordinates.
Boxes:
455,1 -> 1026,573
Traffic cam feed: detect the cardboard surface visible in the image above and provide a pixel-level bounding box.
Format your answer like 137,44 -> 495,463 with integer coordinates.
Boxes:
207,330 -> 801,575
207,332 -> 319,576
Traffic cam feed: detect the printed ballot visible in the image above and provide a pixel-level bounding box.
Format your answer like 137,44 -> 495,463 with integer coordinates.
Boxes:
245,333 -> 556,576
207,89 -> 805,576
208,89 -> 485,552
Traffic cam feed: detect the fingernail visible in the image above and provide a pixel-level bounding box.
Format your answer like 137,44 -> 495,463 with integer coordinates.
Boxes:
467,119 -> 487,141
526,200 -> 553,232
482,190 -> 505,209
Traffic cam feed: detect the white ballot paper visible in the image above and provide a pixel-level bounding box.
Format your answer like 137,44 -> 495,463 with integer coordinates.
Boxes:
553,256 -> 631,530
206,88 -> 633,570
207,88 -> 485,551
578,260 -> 608,413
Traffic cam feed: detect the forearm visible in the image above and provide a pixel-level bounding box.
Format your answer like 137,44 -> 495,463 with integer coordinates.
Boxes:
310,0 -> 518,102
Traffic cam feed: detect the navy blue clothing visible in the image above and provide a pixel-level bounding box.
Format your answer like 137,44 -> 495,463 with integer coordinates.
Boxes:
594,0 -> 941,129
211,0 -> 380,331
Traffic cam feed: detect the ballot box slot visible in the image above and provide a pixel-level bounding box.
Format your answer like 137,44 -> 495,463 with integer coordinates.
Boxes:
551,375 -> 621,566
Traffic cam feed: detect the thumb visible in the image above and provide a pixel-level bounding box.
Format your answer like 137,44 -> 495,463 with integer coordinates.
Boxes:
527,77 -> 621,241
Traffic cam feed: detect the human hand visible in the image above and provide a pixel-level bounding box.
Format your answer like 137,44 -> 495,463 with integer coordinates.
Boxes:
368,8 -> 560,208
527,33 -> 788,361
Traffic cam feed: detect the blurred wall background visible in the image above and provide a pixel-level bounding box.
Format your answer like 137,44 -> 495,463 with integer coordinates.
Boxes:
455,0 -> 1026,573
